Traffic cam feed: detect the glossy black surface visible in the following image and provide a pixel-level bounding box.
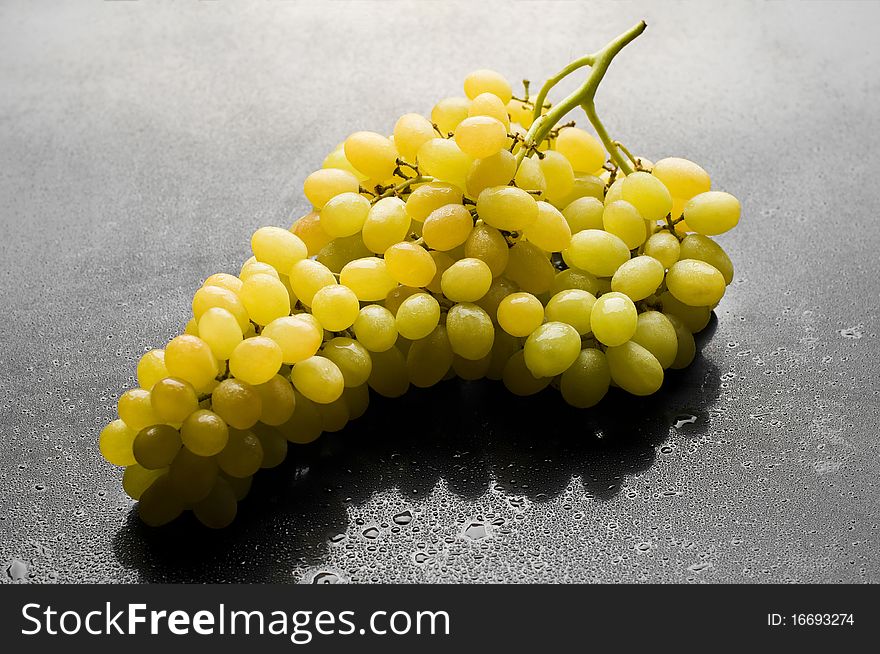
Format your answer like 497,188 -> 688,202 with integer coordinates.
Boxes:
1,1 -> 878,583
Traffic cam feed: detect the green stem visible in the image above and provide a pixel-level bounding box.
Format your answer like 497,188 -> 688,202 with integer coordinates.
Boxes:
517,20 -> 647,175
372,175 -> 434,202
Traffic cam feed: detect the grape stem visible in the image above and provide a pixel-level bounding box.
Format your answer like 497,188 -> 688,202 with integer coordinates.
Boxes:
372,175 -> 434,202
517,20 -> 647,175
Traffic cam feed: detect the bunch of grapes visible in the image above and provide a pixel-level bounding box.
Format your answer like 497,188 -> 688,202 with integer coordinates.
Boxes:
99,22 -> 740,528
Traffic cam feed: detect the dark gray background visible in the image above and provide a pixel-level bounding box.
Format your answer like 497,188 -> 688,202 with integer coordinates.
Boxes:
1,0 -> 878,584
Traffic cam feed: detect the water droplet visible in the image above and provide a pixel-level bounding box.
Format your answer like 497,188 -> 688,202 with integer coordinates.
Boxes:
463,522 -> 488,540
5,559 -> 28,582
688,561 -> 713,573
838,327 -> 862,339
312,571 -> 341,584
328,533 -> 346,544
392,510 -> 413,526
673,414 -> 697,429
362,526 -> 380,539
413,552 -> 430,564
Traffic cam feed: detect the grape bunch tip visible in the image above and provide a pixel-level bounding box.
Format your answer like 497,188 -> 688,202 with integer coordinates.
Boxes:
99,21 -> 741,528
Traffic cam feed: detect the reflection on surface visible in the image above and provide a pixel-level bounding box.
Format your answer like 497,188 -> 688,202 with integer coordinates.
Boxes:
114,320 -> 721,582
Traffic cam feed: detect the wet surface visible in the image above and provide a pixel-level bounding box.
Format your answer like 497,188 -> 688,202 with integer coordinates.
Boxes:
1,1 -> 878,583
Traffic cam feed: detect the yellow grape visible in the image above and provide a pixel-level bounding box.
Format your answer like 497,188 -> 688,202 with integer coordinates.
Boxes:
344,131 -> 398,181
505,241 -> 555,295
523,321 -> 581,377
603,199 -> 647,249
164,334 -> 218,390
679,234 -> 734,284
496,292 -> 544,337
605,341 -> 664,396
279,390 -> 323,444
590,291 -> 638,346
564,229 -> 630,277
211,378 -> 261,429
466,149 -> 516,197
203,272 -> 243,294
393,113 -> 435,162
290,211 -> 334,256
99,419 -> 137,466
407,325 -> 454,388
320,192 -> 371,238
464,221 -> 509,277
560,348 -> 611,408
659,291 -> 712,333
631,311 -> 678,369
322,337 -> 373,387
550,268 -> 599,296
303,168 -> 360,209
340,257 -> 398,301
523,201 -> 571,252
536,151 -> 574,203
417,138 -> 473,188
239,273 -> 291,326
262,315 -> 322,364
431,97 -> 471,134
291,355 -> 345,404
469,92 -> 511,128
446,303 -> 494,360
643,231 -> 681,269
562,196 -> 604,233
192,284 -> 249,332
311,283 -> 360,331
666,313 -> 697,369
198,307 -> 243,360
137,349 -> 167,391
502,349 -> 552,396
513,157 -> 547,198
463,69 -> 512,103
545,289 -> 596,335
151,376 -> 199,423
229,336 -> 283,386
620,171 -> 672,221
441,257 -> 493,302
666,259 -> 726,306
554,127 -> 606,173
395,292 -> 441,340
476,186 -> 538,232
683,191 -> 741,235
216,429 -> 263,478
180,409 -> 229,457
362,197 -> 411,254
405,182 -> 463,222
352,304 -> 398,352
551,173 -> 605,210
254,374 -> 297,426
251,226 -> 307,272
651,157 -> 711,201
367,346 -> 410,398
454,116 -> 508,159
610,255 -> 665,301
422,203 -> 473,251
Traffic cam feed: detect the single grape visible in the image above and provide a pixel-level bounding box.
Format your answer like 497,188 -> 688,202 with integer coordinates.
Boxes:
99,419 -> 137,466
590,292 -> 638,346
180,409 -> 229,456
523,201 -> 572,252
136,349 -> 167,391
551,173 -> 605,210
503,350 -> 552,396
562,196 -> 604,233
133,424 -> 181,470
367,346 -> 410,398
464,221 -> 509,278
545,289 -> 597,335
603,199 -> 647,249
446,303 -> 494,360
620,171 -> 672,221
254,374 -> 297,425
422,203 -> 473,251
239,258 -> 279,280
352,304 -> 398,352
417,138 -> 473,188
476,276 -> 519,318
239,273 -> 291,326
117,388 -> 160,432
279,390 -> 323,444
322,143 -> 366,180
496,292 -> 544,337
605,341 -> 664,396
683,191 -> 740,235
560,348 -> 611,408
466,149 -> 516,197
339,257 -> 398,301
344,131 -> 398,181
631,311 -> 678,369
320,192 -> 371,238
405,182 -> 463,222
395,292 -> 441,340
554,127 -> 606,173
679,234 -> 734,284
316,233 -> 372,273
454,116 -> 508,159
216,429 -> 263,478
303,168 -> 360,209
659,291 -> 712,333
198,307 -> 243,360
431,97 -> 471,134
523,321 -> 581,378
407,325 -> 454,387
291,355 -> 345,404
362,197 -> 411,254
229,336 -> 283,386
469,92 -> 511,128
122,464 -> 166,501
322,337 -> 373,387
476,186 -> 539,232
164,334 -> 220,391
505,241 -> 555,295
441,258 -> 493,302
610,255 -> 665,301
666,259 -> 726,306
550,268 -> 599,296
151,376 -> 199,423
291,211 -> 334,256
393,113 -> 435,162
251,226 -> 307,273
193,478 -> 238,529
564,229 -> 630,277
464,69 -> 512,103
651,157 -> 711,201
535,151 -> 575,203
513,157 -> 547,198
211,378 -> 262,429
665,313 -> 697,369
384,241 -> 437,287
311,284 -> 360,331
643,230 -> 681,269
203,272 -> 243,294
262,315 -> 322,364
383,285 -> 421,315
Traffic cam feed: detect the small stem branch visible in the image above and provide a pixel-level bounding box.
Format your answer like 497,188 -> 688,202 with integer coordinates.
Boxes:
372,175 -> 434,202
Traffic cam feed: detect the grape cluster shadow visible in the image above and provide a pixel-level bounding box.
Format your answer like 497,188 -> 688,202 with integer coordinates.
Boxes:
112,318 -> 721,582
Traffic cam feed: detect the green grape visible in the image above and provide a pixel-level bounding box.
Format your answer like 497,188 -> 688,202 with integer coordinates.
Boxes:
289,259 -> 337,307
464,69 -> 512,103
620,171 -> 672,221
117,388 -> 160,432
631,311 -> 678,369
203,272 -> 243,294
342,383 -> 370,420
523,201 -> 572,252
431,97 -> 471,134
562,196 -> 604,233
454,116 -> 507,159
496,292 -> 544,337
594,277 -> 613,296
506,98 -> 532,128
405,182 -> 463,222
229,336 -> 282,386
291,211 -> 334,257
422,203 -> 473,251
180,409 -> 229,456
362,197 -> 411,254
603,200 -> 647,249
651,157 -> 711,201
469,92 -> 510,128
383,285 -> 421,315
216,429 -> 263,478
550,268 -> 599,296
476,186 -> 538,232
198,307 -> 243,360
291,355 -> 345,404
315,394 -> 350,432
643,231 -> 681,269
303,168 -> 360,209
254,374 -> 296,425
446,303 -> 494,360
605,341 -> 664,396
122,464 -> 166,501
523,321 -> 581,377
665,313 -> 697,369
316,233 -> 372,273
253,424 -> 288,468
564,229 -> 630,277
683,191 -> 740,235
659,291 -> 712,333
322,143 -> 366,181
367,346 -> 409,398
222,473 -> 252,501
344,131 -> 398,180
99,419 -> 137,466
311,284 -> 360,331
476,275 -> 519,318
239,273 -> 291,326
604,176 -> 624,204
407,325 -> 454,387
551,173 -> 605,210
590,291 -> 638,346
339,257 -> 398,301
168,446 -> 218,503
193,478 -> 238,529
679,234 -> 734,284
322,337 -> 373,387
554,127 -> 606,173
417,138 -> 473,188
464,221 -> 509,278
535,151 -> 574,202
191,285 -> 250,332
352,304 -> 398,352
441,258 -> 493,302
137,475 -> 183,527
610,255 -> 665,301
426,250 -> 455,294
251,226 -> 308,273
666,259 -> 726,306
133,424 -> 181,470
503,350 -> 552,396
320,192 -> 371,238
263,315 -> 322,364
505,241 -> 555,295
452,351 -> 492,380
466,150 -> 516,198
487,328 -> 521,381
545,289 -> 596,335
151,377 -> 199,423
239,258 -> 280,280
137,349 -> 168,391
395,292 -> 441,340
384,241 -> 437,287
560,348 -> 611,408
393,113 -> 435,162
279,390 -> 323,444
513,157 -> 547,198
212,379 -> 262,431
